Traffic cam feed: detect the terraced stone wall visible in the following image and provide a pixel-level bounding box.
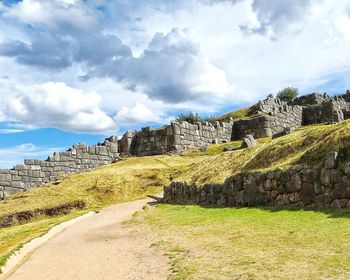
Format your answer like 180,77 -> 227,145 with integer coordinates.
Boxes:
164,152 -> 350,209
0,136 -> 119,198
119,120 -> 233,156
232,97 -> 303,140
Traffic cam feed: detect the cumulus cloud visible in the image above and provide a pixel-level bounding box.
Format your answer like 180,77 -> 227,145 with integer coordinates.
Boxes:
0,32 -> 132,70
114,102 -> 163,125
0,0 -> 234,105
0,81 -> 117,133
75,34 -> 132,66
3,0 -> 99,32
241,0 -> 313,37
91,28 -> 232,103
1,0 -> 350,134
0,34 -> 73,69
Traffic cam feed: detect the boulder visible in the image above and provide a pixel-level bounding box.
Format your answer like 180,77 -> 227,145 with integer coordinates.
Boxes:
223,146 -> 234,152
199,145 -> 207,152
241,135 -> 257,149
272,127 -> 292,139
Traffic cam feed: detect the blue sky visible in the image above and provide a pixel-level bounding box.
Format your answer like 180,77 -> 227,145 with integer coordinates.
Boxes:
0,0 -> 350,167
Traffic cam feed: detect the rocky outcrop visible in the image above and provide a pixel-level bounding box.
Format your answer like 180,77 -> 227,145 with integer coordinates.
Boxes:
163,152 -> 350,209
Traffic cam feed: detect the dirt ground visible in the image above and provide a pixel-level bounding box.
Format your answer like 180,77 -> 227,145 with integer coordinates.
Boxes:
4,199 -> 169,280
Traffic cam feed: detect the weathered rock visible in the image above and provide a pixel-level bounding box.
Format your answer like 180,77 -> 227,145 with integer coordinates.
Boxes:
199,145 -> 207,152
272,127 -> 292,139
330,199 -> 342,209
223,146 -> 234,152
324,151 -> 338,169
241,135 -> 257,149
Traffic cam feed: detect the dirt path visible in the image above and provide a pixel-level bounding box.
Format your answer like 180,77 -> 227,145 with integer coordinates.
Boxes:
4,198 -> 169,280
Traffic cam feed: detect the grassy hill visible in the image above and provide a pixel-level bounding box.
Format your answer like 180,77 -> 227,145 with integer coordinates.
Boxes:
0,155 -> 203,269
212,106 -> 252,122
2,120 -> 350,278
179,120 -> 350,185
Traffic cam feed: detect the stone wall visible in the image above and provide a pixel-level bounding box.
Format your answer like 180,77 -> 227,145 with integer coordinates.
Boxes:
0,136 -> 119,198
119,120 -> 233,156
291,92 -> 329,106
303,101 -> 341,125
3,91 -> 350,198
290,92 -> 350,125
232,116 -> 272,140
163,152 -> 350,209
255,97 -> 303,134
232,97 -> 303,139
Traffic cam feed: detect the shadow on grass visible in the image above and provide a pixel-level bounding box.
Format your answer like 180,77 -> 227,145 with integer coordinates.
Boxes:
253,205 -> 350,219
161,202 -> 350,220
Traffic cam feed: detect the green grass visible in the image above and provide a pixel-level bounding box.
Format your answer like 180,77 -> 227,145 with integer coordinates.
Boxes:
185,138 -> 271,156
214,107 -> 252,122
0,211 -> 86,271
178,120 -> 350,185
133,204 -> 350,280
0,154 -> 203,270
3,119 -> 350,275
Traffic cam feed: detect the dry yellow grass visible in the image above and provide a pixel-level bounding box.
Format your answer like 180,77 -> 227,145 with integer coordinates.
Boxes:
0,154 -> 203,269
3,120 -> 350,275
178,120 -> 350,185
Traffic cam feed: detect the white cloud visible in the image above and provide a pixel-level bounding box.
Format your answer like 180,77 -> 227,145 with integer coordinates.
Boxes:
3,0 -> 99,32
91,28 -> 233,103
241,0 -> 313,37
0,129 -> 24,134
0,143 -> 62,168
1,0 -> 350,134
115,102 -> 163,125
0,80 -> 117,133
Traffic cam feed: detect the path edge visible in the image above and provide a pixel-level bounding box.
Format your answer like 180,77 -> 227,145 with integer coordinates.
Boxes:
0,211 -> 96,279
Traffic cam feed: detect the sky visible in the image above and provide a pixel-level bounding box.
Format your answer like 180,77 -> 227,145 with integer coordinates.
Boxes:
0,0 -> 350,167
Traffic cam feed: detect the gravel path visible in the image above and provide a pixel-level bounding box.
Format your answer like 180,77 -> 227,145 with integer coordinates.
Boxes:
5,199 -> 168,280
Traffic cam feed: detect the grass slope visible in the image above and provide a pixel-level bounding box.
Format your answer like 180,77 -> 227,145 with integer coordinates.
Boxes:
0,155 -> 202,269
3,120 -> 350,276
133,205 -> 350,280
179,120 -> 350,185
214,107 -> 251,122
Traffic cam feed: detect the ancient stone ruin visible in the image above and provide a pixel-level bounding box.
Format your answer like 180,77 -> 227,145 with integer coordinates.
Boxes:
164,152 -> 350,209
0,137 -> 119,198
118,120 -> 233,156
2,90 -> 350,199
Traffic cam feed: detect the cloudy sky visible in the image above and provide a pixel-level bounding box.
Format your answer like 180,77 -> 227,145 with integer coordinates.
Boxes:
0,0 -> 350,166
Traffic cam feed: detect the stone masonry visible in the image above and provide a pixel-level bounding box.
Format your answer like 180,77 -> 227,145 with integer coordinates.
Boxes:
119,92 -> 350,155
164,152 -> 350,209
2,91 -> 350,198
0,136 -> 119,198
118,120 -> 233,156
232,96 -> 302,140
